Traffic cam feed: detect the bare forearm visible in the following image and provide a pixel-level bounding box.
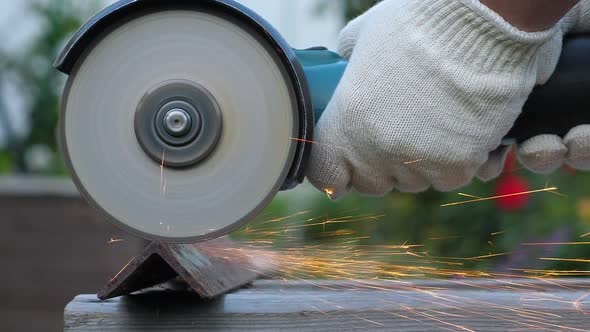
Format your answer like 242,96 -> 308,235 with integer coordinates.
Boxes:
481,0 -> 580,31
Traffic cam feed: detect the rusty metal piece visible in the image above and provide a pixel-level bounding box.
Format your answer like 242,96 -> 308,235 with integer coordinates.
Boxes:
98,239 -> 260,300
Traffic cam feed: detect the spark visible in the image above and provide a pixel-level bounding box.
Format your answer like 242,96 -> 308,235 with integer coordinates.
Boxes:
428,236 -> 462,241
109,258 -> 134,282
539,258 -> 590,264
441,187 -> 559,207
523,242 -> 590,246
227,207 -> 590,330
316,229 -> 357,238
581,232 -> 590,238
289,137 -> 352,154
510,268 -> 590,277
425,309 -> 466,318
458,193 -> 483,199
350,314 -> 384,326
543,180 -> 569,198
309,305 -> 329,316
160,149 -> 166,197
547,190 -> 568,198
324,188 -> 334,199
248,214 -> 385,234
377,308 -> 456,332
400,305 -> 476,332
107,237 -> 124,244
404,158 -> 424,165
573,294 -> 589,314
384,292 -> 548,330
261,211 -> 312,225
290,137 -> 317,145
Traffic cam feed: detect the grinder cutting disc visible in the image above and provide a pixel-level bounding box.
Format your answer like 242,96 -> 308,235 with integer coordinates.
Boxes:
61,9 -> 299,242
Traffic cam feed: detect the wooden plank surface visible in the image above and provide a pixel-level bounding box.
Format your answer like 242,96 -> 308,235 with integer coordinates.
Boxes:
65,279 -> 590,331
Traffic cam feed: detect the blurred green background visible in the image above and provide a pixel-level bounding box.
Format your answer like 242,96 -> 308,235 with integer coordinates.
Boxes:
1,0 -> 589,278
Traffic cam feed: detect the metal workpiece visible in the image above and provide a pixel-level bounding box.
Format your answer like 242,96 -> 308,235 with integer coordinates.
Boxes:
98,239 -> 262,300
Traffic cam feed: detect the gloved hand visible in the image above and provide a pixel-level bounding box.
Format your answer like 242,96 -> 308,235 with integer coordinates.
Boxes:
518,1 -> 590,174
306,0 -> 562,198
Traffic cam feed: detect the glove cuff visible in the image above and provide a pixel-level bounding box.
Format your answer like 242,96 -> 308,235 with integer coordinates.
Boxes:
407,0 -> 559,73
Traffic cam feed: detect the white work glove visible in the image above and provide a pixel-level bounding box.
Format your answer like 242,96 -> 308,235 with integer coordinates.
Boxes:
518,1 -> 590,174
306,0 -> 562,198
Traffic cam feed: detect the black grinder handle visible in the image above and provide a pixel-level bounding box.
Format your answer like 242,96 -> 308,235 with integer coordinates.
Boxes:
507,35 -> 590,142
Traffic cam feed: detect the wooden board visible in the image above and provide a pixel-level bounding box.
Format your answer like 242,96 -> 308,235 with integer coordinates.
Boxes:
65,279 -> 590,331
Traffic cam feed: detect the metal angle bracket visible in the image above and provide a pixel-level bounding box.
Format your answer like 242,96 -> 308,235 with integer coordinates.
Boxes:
98,239 -> 260,300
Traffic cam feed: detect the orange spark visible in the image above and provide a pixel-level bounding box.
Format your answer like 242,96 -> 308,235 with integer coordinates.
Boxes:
290,137 -> 317,144
404,158 -> 424,165
441,187 -> 559,207
468,253 -> 510,260
261,210 -> 312,225
110,258 -> 134,282
324,188 -> 334,199
228,205 -> 590,332
289,137 -> 352,154
539,258 -> 590,264
523,242 -> 590,246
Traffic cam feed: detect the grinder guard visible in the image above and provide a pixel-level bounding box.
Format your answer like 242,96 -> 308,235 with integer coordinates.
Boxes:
56,0 -> 315,191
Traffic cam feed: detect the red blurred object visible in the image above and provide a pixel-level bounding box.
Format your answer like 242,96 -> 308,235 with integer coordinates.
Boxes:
494,175 -> 530,211
493,148 -> 530,211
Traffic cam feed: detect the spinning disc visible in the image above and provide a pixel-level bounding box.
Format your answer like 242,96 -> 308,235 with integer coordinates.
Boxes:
61,9 -> 298,242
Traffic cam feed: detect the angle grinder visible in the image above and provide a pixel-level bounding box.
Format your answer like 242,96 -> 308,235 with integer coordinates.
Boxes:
55,0 -> 590,243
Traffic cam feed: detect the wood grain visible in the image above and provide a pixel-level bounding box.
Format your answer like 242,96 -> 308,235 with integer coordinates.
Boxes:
65,279 -> 590,331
